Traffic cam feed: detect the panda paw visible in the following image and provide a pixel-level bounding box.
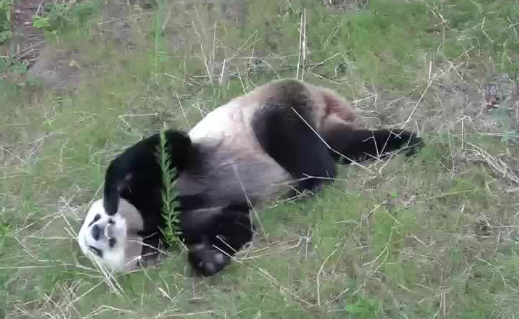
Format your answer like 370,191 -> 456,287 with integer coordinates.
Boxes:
391,129 -> 424,156
188,239 -> 231,277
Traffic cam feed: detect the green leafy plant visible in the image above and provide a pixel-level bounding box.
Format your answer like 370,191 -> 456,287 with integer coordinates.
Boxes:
32,15 -> 50,30
32,2 -> 96,33
0,52 -> 29,75
155,129 -> 181,247
0,0 -> 12,44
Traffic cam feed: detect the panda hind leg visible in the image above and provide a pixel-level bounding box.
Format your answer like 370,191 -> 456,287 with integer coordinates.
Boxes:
252,103 -> 337,196
323,125 -> 424,165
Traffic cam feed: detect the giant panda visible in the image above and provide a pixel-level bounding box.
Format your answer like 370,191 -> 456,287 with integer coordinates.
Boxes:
78,78 -> 423,276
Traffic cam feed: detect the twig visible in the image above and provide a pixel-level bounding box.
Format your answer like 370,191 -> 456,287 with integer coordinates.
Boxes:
317,248 -> 338,307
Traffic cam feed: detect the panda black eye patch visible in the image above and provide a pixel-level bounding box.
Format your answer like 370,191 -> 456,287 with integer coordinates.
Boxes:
88,246 -> 103,258
88,214 -> 101,227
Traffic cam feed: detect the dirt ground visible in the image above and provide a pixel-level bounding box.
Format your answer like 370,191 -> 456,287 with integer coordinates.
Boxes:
5,0 -> 254,91
10,0 -> 46,67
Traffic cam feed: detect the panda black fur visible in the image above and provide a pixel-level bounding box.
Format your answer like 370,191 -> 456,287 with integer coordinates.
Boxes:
78,78 -> 424,276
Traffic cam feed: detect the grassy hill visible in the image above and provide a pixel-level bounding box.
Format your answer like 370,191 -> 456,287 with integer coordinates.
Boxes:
1,0 -> 519,318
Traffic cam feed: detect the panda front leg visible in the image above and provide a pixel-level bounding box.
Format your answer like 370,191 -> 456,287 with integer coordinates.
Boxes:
181,202 -> 254,276
102,129 -> 194,215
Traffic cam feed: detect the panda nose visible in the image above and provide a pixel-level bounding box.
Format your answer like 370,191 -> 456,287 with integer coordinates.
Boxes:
91,224 -> 101,241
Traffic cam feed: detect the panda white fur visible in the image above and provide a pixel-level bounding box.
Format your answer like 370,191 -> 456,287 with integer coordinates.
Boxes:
78,78 -> 423,276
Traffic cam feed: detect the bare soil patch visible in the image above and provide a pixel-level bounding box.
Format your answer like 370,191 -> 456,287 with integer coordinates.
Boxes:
5,0 -> 139,91
10,0 -> 46,67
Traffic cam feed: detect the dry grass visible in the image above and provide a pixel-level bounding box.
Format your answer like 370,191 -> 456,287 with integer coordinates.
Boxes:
1,0 -> 519,318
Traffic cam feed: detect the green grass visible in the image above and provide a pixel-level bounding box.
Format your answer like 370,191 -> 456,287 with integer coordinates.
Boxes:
1,0 -> 519,318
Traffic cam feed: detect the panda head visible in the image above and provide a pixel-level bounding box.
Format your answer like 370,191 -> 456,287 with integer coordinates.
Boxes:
78,198 -> 144,272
